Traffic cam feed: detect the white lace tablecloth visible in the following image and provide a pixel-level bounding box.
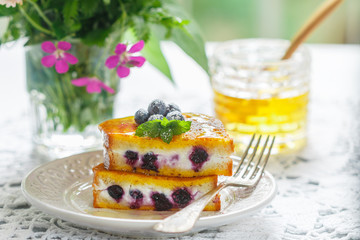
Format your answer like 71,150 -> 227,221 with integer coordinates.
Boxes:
0,42 -> 359,239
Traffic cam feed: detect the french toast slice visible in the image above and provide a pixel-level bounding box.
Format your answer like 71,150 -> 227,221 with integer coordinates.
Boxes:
99,113 -> 234,177
92,163 -> 221,211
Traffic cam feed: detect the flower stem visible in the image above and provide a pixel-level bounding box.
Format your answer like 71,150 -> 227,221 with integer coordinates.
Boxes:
27,0 -> 53,29
19,6 -> 54,37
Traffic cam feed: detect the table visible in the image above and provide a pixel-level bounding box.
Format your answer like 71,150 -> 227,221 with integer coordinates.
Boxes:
0,42 -> 359,239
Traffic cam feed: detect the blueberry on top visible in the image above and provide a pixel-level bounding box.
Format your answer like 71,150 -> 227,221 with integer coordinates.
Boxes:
135,109 -> 149,125
151,193 -> 173,211
148,99 -> 167,116
166,111 -> 185,121
107,185 -> 124,201
172,188 -> 192,208
124,150 -> 138,166
148,114 -> 164,121
166,103 -> 181,115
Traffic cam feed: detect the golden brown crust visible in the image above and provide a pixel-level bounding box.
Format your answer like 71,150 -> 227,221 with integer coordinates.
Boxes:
93,163 -> 219,187
98,113 -> 234,152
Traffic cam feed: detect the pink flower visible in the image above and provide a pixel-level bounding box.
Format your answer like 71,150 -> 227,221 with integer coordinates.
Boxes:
105,40 -> 146,78
0,0 -> 22,7
71,77 -> 115,94
41,41 -> 78,74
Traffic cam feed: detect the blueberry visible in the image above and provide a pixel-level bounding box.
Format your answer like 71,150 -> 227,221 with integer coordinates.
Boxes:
190,147 -> 209,164
172,188 -> 192,208
148,114 -> 164,121
142,152 -> 157,163
151,193 -> 173,211
141,152 -> 158,172
129,189 -> 143,209
189,147 -> 209,171
107,185 -> 124,201
134,109 -> 149,125
124,150 -> 138,166
166,111 -> 185,121
130,202 -> 141,209
166,103 -> 181,115
148,99 -> 167,116
130,189 -> 143,200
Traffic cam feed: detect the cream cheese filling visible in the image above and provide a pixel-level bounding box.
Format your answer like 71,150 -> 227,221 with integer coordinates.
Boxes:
104,147 -> 229,171
94,179 -> 213,206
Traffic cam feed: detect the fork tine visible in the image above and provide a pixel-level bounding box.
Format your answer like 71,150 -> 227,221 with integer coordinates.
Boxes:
233,133 -> 256,176
247,135 -> 270,179
237,134 -> 262,178
253,136 -> 275,182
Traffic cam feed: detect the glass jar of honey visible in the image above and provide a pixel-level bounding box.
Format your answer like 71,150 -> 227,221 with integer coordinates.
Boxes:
210,39 -> 311,154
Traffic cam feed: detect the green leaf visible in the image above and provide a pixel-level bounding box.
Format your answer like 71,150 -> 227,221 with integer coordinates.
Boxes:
82,28 -> 112,46
135,120 -> 162,138
0,5 -> 17,16
63,0 -> 81,32
132,16 -> 150,42
169,120 -> 191,135
154,2 -> 209,75
160,117 -> 169,127
169,26 -> 209,75
79,0 -> 99,16
142,32 -> 174,84
52,20 -> 67,39
63,0 -> 78,24
135,118 -> 191,143
160,127 -> 173,144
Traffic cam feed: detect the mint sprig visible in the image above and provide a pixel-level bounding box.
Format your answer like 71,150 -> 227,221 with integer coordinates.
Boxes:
135,118 -> 191,144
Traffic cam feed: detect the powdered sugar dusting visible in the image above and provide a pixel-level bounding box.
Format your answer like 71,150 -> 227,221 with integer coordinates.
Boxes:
183,113 -> 229,139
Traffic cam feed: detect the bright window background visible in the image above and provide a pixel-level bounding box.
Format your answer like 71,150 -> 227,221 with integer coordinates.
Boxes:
179,0 -> 360,44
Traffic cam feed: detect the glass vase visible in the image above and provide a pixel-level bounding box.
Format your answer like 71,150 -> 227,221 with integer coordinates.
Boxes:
26,41 -> 118,157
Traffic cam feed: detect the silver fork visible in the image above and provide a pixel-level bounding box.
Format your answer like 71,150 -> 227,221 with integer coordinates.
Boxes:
153,134 -> 275,233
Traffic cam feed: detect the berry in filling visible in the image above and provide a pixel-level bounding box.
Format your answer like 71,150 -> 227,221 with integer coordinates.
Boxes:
172,188 -> 192,208
189,147 -> 209,172
124,150 -> 139,166
151,193 -> 173,211
141,152 -> 158,172
130,189 -> 143,200
107,185 -> 124,202
129,189 -> 143,209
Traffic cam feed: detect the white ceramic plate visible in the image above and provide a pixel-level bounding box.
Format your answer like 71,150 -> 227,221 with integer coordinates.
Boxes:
22,151 -> 277,237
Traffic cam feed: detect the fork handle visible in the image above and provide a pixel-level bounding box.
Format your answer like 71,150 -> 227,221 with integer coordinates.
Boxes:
153,182 -> 227,233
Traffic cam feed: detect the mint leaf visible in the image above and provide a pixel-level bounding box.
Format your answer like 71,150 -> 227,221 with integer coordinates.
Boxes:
135,120 -> 162,138
161,117 -> 169,127
160,127 -> 173,144
168,120 -> 191,135
135,118 -> 191,143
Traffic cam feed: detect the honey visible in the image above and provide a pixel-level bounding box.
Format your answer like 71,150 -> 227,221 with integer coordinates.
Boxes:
210,39 -> 311,154
213,90 -> 308,154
